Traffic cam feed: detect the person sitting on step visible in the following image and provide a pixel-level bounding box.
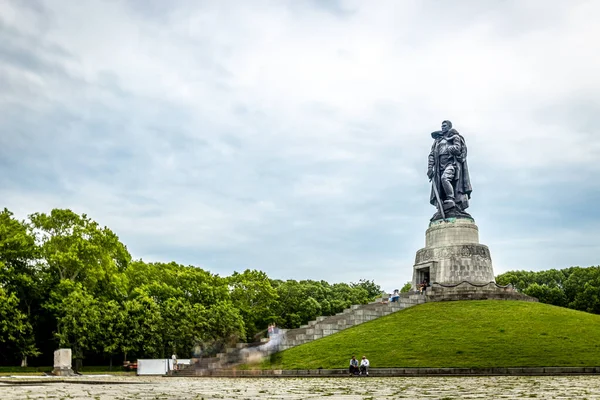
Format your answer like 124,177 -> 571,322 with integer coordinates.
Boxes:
349,355 -> 359,376
360,355 -> 370,376
389,289 -> 400,302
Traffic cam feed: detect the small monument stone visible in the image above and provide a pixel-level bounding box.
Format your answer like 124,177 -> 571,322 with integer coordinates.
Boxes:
53,348 -> 75,376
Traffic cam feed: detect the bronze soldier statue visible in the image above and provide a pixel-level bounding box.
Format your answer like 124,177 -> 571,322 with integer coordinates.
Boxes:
427,120 -> 472,221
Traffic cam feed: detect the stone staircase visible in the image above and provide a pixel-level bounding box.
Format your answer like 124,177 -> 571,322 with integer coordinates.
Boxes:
172,292 -> 426,376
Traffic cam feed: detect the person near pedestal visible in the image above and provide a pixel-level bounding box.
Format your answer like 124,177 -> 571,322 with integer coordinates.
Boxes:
421,279 -> 428,294
389,289 -> 400,302
267,323 -> 274,338
171,353 -> 177,370
360,356 -> 370,376
349,355 -> 359,375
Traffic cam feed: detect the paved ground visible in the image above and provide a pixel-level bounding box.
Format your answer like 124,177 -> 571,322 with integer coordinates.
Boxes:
1,375 -> 600,399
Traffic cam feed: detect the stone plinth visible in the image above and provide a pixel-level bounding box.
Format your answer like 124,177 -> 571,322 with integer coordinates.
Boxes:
53,348 -> 74,376
412,218 -> 495,287
425,218 -> 479,247
425,282 -> 538,302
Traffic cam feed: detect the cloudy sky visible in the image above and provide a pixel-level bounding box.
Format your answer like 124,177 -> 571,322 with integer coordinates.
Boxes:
2,0 -> 600,292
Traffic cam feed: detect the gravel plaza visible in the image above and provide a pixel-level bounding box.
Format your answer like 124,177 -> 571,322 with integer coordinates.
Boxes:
2,375 -> 600,399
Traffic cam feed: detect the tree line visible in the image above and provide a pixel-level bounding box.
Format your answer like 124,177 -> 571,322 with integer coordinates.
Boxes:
0,208 -> 381,367
496,266 -> 600,314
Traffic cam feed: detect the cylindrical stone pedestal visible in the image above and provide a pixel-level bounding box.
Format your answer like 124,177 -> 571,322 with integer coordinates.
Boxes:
412,218 -> 495,287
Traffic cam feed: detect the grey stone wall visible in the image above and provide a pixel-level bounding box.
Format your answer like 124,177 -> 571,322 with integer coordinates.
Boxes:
426,282 -> 538,302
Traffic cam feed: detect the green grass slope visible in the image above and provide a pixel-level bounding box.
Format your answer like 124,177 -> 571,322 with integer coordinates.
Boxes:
261,301 -> 600,369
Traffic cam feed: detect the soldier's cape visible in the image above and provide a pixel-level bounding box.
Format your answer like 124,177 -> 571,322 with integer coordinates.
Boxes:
429,129 -> 472,210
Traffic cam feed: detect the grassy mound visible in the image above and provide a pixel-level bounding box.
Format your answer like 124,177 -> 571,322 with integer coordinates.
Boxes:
261,300 -> 600,369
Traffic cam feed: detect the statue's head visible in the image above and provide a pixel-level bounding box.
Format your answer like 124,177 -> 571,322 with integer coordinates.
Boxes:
441,120 -> 452,133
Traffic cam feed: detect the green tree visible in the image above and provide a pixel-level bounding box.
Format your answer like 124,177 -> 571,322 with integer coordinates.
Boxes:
496,270 -> 536,290
298,297 -> 322,323
269,279 -> 305,329
96,299 -> 127,369
158,298 -> 209,358
571,281 -> 600,314
45,280 -> 102,360
118,294 -> 163,361
400,281 -> 412,293
228,269 -> 277,341
269,279 -> 374,330
496,267 -> 600,314
0,209 -> 40,366
351,279 -> 382,300
124,261 -> 230,306
523,283 -> 568,307
496,269 -> 567,291
330,282 -> 370,310
564,267 -> 600,313
29,209 -> 131,295
0,209 -> 37,286
0,286 -> 37,364
201,301 -> 245,348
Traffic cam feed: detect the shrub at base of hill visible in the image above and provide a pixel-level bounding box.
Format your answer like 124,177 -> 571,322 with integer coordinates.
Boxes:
260,300 -> 600,369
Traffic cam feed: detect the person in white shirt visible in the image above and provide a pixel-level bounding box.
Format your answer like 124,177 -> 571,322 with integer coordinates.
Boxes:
359,355 -> 370,376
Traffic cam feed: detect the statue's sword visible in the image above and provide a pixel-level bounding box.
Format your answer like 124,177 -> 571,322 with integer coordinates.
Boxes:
430,177 -> 445,220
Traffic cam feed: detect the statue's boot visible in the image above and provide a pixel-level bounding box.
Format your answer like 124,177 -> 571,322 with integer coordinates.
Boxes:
441,179 -> 455,209
442,200 -> 455,210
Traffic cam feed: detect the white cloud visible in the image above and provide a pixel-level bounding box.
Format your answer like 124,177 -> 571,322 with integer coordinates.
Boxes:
2,0 -> 600,292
